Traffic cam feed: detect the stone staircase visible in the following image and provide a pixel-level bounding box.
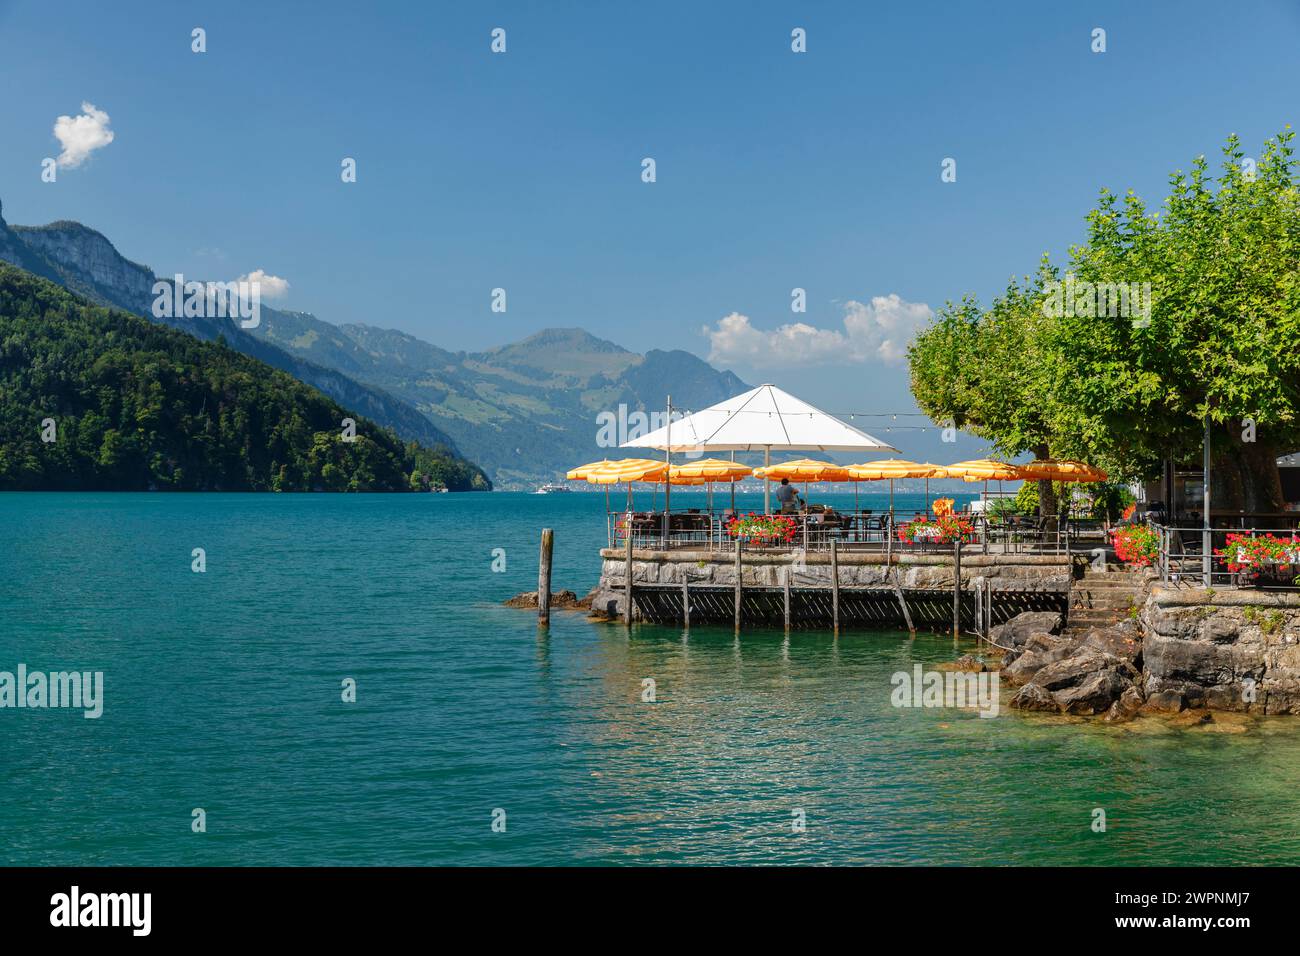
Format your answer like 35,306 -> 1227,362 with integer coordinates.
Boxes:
1067,568 -> 1145,634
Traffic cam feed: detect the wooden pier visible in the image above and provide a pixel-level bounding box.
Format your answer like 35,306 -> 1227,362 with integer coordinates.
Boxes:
589,543 -> 1076,635
628,581 -> 1066,631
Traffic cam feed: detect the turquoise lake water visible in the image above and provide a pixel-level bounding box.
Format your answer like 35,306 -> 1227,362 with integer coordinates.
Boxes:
2,490 -> 1299,866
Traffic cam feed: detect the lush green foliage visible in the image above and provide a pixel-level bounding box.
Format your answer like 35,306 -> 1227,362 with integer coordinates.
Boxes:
909,131 -> 1300,509
407,441 -> 492,492
0,265 -> 490,491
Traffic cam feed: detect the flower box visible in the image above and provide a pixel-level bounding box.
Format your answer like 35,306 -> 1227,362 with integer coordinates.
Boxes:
1111,524 -> 1159,567
897,515 -> 975,545
726,512 -> 798,545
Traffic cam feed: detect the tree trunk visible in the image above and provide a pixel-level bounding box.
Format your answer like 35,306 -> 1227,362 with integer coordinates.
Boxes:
1212,436 -> 1284,514
1033,443 -> 1058,520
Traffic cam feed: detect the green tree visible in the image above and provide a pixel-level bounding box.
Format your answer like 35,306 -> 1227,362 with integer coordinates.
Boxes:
909,130 -> 1300,512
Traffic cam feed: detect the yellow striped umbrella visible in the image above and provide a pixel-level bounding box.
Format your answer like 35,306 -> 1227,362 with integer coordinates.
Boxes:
847,459 -> 950,516
753,458 -> 852,482
584,458 -> 670,484
586,458 -> 671,512
1017,459 -> 1107,519
565,460 -> 610,481
947,459 -> 1024,517
846,459 -> 947,480
670,458 -> 753,481
667,458 -> 753,512
753,459 -> 851,513
945,459 -> 1024,480
1019,459 -> 1108,482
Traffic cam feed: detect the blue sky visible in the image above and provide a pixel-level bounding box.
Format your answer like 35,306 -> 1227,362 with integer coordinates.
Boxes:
1,0 -> 1298,459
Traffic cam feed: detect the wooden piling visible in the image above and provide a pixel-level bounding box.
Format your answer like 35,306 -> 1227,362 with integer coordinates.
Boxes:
783,566 -> 791,633
830,538 -> 840,637
952,539 -> 963,640
682,575 -> 690,631
537,528 -> 554,626
885,513 -> 893,568
624,526 -> 634,625
734,541 -> 743,634
893,569 -> 916,636
986,577 -> 993,637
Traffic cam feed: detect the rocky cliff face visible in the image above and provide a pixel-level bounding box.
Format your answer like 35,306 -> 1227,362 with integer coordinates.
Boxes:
0,201 -> 63,285
11,220 -> 157,316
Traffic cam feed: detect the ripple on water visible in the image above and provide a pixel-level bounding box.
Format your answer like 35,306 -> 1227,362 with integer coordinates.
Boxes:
1,492 -> 1298,865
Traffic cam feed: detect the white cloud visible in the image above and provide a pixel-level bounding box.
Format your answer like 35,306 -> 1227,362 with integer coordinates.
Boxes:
703,294 -> 933,369
53,102 -> 115,168
238,269 -> 290,299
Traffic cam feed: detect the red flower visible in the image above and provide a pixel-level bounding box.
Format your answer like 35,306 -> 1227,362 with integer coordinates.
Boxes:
1111,525 -> 1159,567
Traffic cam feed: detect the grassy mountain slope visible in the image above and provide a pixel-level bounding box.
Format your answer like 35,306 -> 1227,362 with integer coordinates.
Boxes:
251,316 -> 751,487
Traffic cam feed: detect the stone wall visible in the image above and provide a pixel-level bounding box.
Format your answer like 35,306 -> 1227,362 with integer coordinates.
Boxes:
1140,587 -> 1300,714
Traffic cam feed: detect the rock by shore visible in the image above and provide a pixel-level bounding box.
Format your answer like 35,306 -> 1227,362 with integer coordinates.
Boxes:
503,589 -> 590,610
990,610 -> 1062,649
1005,616 -> 1145,717
1000,579 -> 1299,723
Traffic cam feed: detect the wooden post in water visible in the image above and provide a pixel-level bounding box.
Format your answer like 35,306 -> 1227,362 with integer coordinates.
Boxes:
885,513 -> 893,567
624,524 -> 634,625
830,538 -> 840,637
892,569 -> 915,637
537,528 -> 554,626
985,577 -> 993,637
734,540 -> 743,634
952,539 -> 963,640
783,566 -> 791,633
682,575 -> 690,631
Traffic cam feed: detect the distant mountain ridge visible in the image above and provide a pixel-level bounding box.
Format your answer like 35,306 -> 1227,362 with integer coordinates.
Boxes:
250,314 -> 751,487
0,263 -> 469,491
0,201 -> 750,488
0,202 -> 465,458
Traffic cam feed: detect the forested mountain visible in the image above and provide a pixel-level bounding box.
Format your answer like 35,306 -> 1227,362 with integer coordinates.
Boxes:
0,203 -> 471,458
0,264 -> 489,491
1,201 -> 748,489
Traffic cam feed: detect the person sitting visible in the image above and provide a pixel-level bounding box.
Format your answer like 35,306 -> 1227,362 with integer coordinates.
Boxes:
775,478 -> 803,514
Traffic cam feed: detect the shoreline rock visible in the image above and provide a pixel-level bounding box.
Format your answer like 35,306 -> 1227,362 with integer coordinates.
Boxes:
503,589 -> 589,611
990,611 -> 1063,649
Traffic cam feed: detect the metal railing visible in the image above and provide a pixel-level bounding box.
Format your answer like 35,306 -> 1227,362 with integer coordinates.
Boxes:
1151,521 -> 1300,588
606,510 -> 1091,557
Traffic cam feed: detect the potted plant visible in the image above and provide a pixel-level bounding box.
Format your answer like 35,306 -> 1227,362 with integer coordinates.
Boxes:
726,512 -> 798,545
897,514 -> 975,545
1217,532 -> 1300,586
1110,524 -> 1159,567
